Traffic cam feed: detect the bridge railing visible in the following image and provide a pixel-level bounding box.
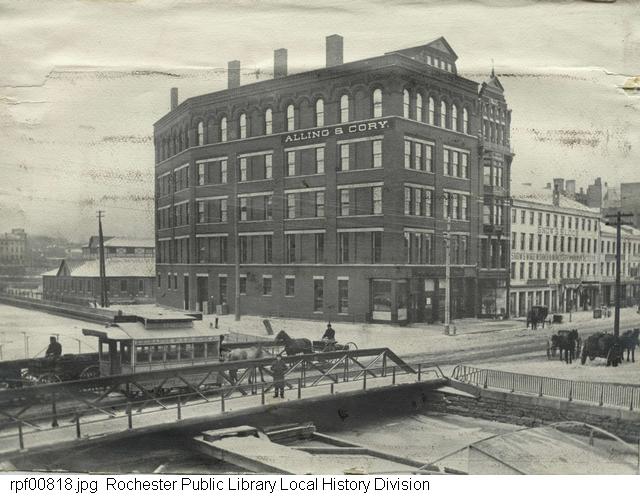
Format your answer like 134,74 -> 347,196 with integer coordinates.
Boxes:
451,365 -> 640,411
0,359 -> 445,455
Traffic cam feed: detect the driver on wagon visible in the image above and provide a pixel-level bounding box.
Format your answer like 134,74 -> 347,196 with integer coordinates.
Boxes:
322,323 -> 336,345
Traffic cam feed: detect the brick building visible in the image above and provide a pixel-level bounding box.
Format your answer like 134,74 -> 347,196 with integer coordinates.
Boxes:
153,35 -> 512,323
0,228 -> 28,266
82,236 -> 155,259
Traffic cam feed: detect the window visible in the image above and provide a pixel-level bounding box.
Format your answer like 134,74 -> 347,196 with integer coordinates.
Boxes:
315,233 -> 324,263
157,273 -> 161,288
372,88 -> 382,118
239,158 -> 247,181
285,277 -> 295,297
240,198 -> 247,221
340,143 -> 350,171
120,280 -> 128,293
264,108 -> 273,135
316,147 -> 325,174
220,199 -> 228,222
197,201 -> 206,223
264,234 -> 272,263
313,278 -> 324,312
315,98 -> 324,127
338,279 -> 349,314
372,186 -> 382,214
340,190 -> 350,216
428,97 -> 435,125
463,108 -> 469,134
416,94 -> 423,122
372,232 -> 382,263
287,193 -> 296,219
403,89 -> 410,118
339,233 -> 349,263
440,101 -> 448,128
198,163 -> 205,186
451,104 -> 458,131
286,234 -> 296,263
239,236 -> 248,263
197,121 -> 204,146
404,141 -> 411,169
315,191 -> 325,217
265,154 -> 272,179
221,160 -> 227,183
262,276 -> 272,296
286,104 -> 295,131
239,113 -> 247,139
239,275 -> 247,295
220,117 -> 227,142
287,151 -> 296,176
340,94 -> 349,123
372,140 -> 382,168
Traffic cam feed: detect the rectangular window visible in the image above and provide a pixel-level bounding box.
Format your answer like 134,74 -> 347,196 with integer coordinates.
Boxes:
313,278 -> 324,312
340,144 -> 350,171
239,236 -> 248,263
239,275 -> 247,295
372,140 -> 382,168
460,153 -> 468,178
372,186 -> 382,215
315,191 -> 325,218
265,154 -> 272,179
239,158 -> 247,182
339,233 -> 349,263
372,232 -> 382,263
220,160 -> 227,183
285,277 -> 295,297
286,234 -> 296,263
340,190 -> 350,216
262,276 -> 272,296
338,279 -> 349,314
414,143 -> 422,171
120,280 -> 127,292
404,141 -> 411,169
315,233 -> 324,263
425,144 -> 433,172
197,201 -> 206,223
287,194 -> 296,219
220,199 -> 228,222
198,164 -> 206,186
240,198 -> 247,221
266,195 -> 273,220
264,235 -> 272,263
287,151 -> 296,176
315,147 -> 325,174
444,149 -> 451,176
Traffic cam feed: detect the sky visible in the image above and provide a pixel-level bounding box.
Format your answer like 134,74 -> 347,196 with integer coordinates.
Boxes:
0,0 -> 639,241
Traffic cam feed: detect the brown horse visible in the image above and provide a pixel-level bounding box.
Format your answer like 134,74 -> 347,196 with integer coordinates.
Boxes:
275,330 -> 313,356
621,330 -> 639,362
220,346 -> 269,384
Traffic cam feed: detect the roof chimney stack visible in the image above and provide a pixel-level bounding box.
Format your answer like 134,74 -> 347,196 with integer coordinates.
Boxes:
170,88 -> 178,110
274,48 -> 288,78
326,34 -> 344,67
228,60 -> 241,89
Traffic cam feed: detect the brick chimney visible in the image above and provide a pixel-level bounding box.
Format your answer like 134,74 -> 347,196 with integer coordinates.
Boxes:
228,60 -> 241,89
170,87 -> 178,110
552,183 -> 561,207
326,34 -> 344,67
274,48 -> 288,78
565,179 -> 576,196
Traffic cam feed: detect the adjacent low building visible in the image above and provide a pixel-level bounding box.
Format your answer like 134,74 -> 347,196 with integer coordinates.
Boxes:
42,258 -> 156,305
82,236 -> 155,259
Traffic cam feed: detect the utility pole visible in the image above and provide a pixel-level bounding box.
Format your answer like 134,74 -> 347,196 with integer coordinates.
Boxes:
604,211 -> 633,336
233,163 -> 240,321
97,210 -> 109,308
444,216 -> 452,335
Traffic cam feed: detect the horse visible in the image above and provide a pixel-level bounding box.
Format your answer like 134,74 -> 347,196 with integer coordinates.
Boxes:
549,330 -> 579,364
275,330 -> 313,356
220,346 -> 269,384
620,329 -> 639,362
581,332 -> 623,367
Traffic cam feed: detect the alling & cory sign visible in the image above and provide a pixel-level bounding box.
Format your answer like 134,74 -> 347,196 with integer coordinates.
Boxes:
282,118 -> 392,144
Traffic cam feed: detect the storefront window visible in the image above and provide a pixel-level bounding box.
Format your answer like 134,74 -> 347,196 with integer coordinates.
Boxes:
371,279 -> 392,321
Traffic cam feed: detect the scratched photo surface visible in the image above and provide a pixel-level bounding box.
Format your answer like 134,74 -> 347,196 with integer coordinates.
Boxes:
1,0 -> 639,475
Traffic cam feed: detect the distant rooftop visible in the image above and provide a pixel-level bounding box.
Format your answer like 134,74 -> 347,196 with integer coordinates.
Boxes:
42,257 -> 155,278
512,184 -> 600,214
84,236 -> 154,249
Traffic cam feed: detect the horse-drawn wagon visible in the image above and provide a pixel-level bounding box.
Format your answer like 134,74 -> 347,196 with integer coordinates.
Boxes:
581,332 -> 623,367
527,305 -> 548,329
546,329 -> 580,364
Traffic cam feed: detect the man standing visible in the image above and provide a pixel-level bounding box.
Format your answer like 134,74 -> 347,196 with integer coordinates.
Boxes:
45,336 -> 62,359
271,354 -> 287,398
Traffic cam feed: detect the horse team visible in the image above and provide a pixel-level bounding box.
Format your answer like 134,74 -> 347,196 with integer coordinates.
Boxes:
547,328 -> 639,367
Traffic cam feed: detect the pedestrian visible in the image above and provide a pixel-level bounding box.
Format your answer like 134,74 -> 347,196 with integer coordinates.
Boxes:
271,354 -> 287,398
45,336 -> 62,359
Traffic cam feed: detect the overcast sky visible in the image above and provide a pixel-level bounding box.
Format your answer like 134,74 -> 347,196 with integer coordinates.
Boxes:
1,0 -> 638,241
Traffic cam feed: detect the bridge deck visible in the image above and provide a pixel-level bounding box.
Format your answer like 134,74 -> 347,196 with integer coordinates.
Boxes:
0,369 -> 445,461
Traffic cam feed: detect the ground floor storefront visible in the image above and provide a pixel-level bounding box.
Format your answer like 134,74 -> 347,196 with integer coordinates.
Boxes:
509,282 -> 600,318
156,264 -> 489,325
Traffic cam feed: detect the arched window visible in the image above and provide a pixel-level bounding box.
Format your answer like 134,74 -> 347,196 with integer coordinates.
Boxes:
372,88 -> 383,118
463,108 -> 469,134
340,94 -> 349,123
440,101 -> 448,128
265,108 -> 273,135
315,98 -> 324,127
239,113 -> 247,139
197,121 -> 204,146
403,89 -> 410,118
286,104 -> 295,131
220,117 -> 227,142
451,104 -> 458,131
428,97 -> 435,125
416,94 -> 423,122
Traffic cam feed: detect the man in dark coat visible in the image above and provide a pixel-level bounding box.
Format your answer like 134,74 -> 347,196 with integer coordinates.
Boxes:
271,354 -> 287,398
45,336 -> 62,359
322,323 -> 336,343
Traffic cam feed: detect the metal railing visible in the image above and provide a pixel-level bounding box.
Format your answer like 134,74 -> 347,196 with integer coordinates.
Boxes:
451,365 -> 640,411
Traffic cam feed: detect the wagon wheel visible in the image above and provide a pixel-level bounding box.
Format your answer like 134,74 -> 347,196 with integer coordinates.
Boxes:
79,365 -> 100,379
37,372 -> 61,384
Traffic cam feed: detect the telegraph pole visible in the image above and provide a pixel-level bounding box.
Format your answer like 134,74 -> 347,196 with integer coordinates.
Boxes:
97,210 -> 109,308
604,211 -> 633,336
233,165 -> 240,321
444,216 -> 452,335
